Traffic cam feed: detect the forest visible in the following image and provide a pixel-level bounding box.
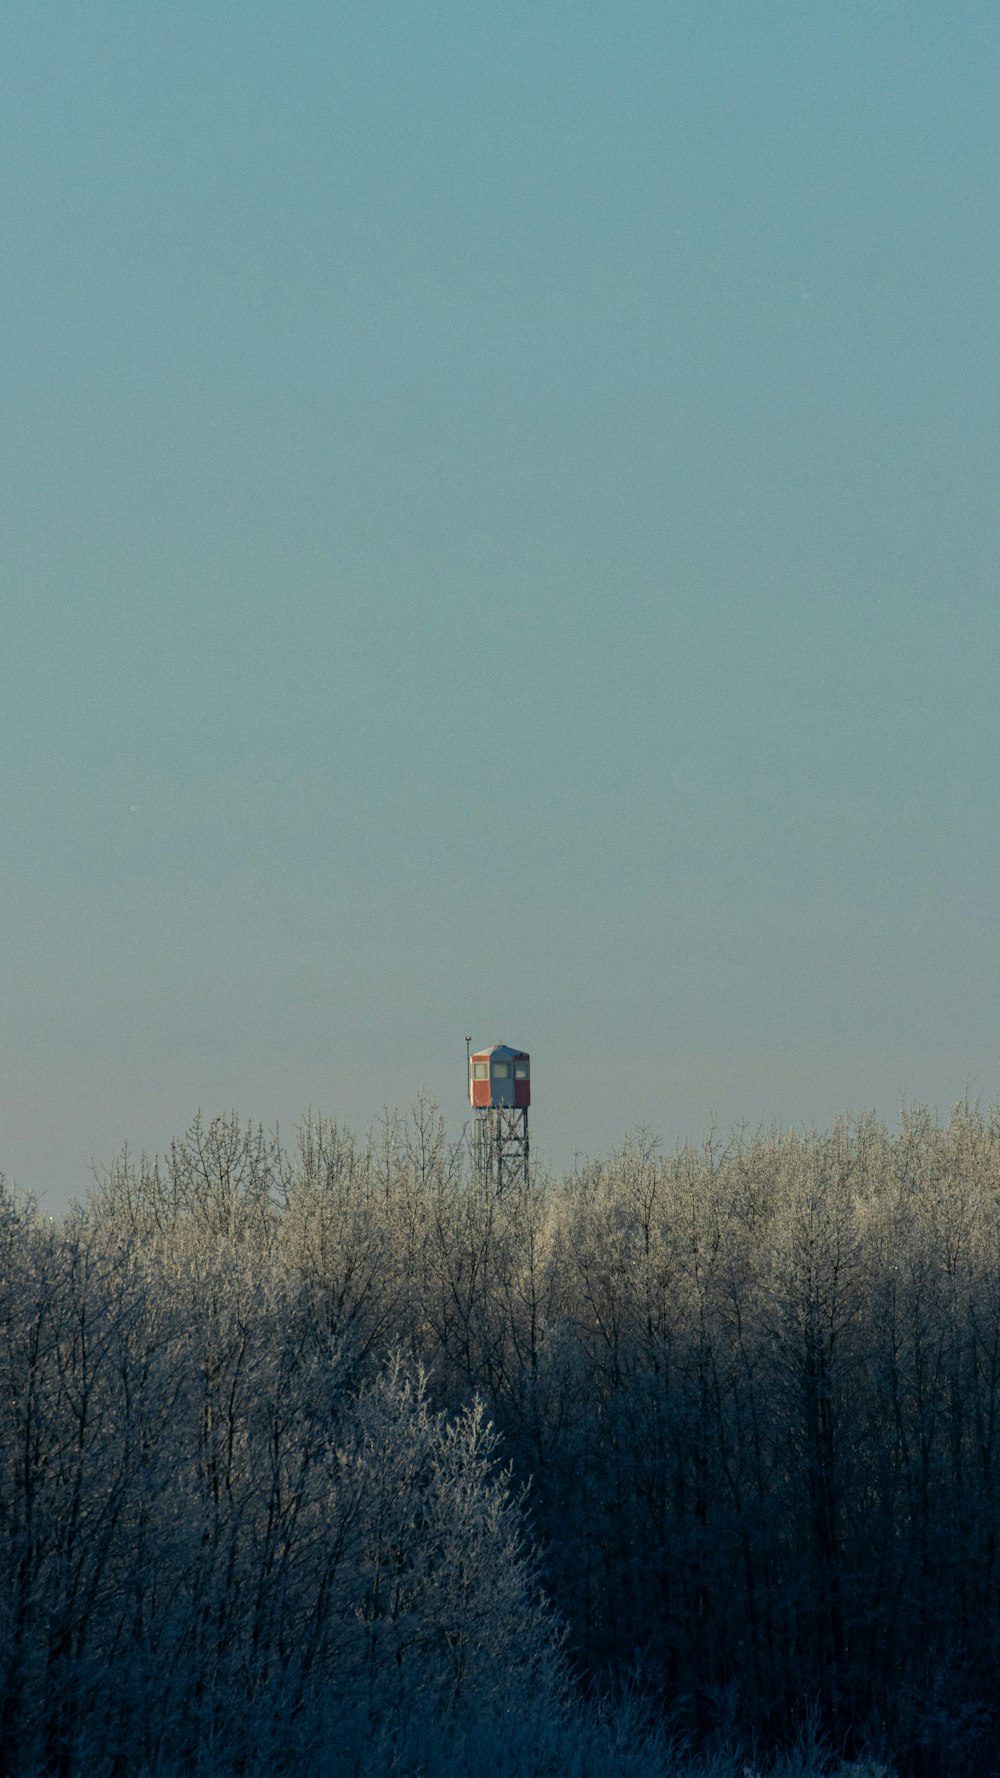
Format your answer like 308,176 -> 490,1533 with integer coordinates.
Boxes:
5,1098 -> 1000,1777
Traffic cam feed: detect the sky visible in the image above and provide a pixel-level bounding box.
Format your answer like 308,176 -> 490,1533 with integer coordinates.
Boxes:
3,1 -> 1000,1209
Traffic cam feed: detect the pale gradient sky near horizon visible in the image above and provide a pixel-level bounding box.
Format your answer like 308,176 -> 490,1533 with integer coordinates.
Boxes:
3,1 -> 1000,1208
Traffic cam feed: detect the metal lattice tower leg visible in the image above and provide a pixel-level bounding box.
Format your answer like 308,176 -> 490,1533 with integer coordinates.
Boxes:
472,1106 -> 529,1192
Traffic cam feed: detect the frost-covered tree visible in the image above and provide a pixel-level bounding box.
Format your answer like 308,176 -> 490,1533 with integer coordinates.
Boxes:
34,1095 -> 1000,1771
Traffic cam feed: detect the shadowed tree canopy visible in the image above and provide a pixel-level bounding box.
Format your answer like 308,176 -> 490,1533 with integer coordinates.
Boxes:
9,1098 -> 1000,1776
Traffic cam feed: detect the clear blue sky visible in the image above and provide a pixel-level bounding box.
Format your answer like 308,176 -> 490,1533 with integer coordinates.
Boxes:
4,1 -> 999,1207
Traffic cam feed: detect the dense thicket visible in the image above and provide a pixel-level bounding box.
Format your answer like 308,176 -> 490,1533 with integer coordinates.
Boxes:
10,1100 -> 1000,1775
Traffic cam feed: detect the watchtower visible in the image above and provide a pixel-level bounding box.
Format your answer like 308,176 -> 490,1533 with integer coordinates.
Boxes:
467,1041 -> 530,1190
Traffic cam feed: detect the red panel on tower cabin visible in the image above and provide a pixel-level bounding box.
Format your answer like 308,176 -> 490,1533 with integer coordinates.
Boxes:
471,1052 -> 492,1108
514,1078 -> 530,1109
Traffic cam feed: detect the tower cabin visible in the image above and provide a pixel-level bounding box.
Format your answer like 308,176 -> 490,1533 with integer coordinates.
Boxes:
469,1044 -> 530,1111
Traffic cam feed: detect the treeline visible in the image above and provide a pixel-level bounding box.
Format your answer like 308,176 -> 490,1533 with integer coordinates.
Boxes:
10,1099 -> 1000,1775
